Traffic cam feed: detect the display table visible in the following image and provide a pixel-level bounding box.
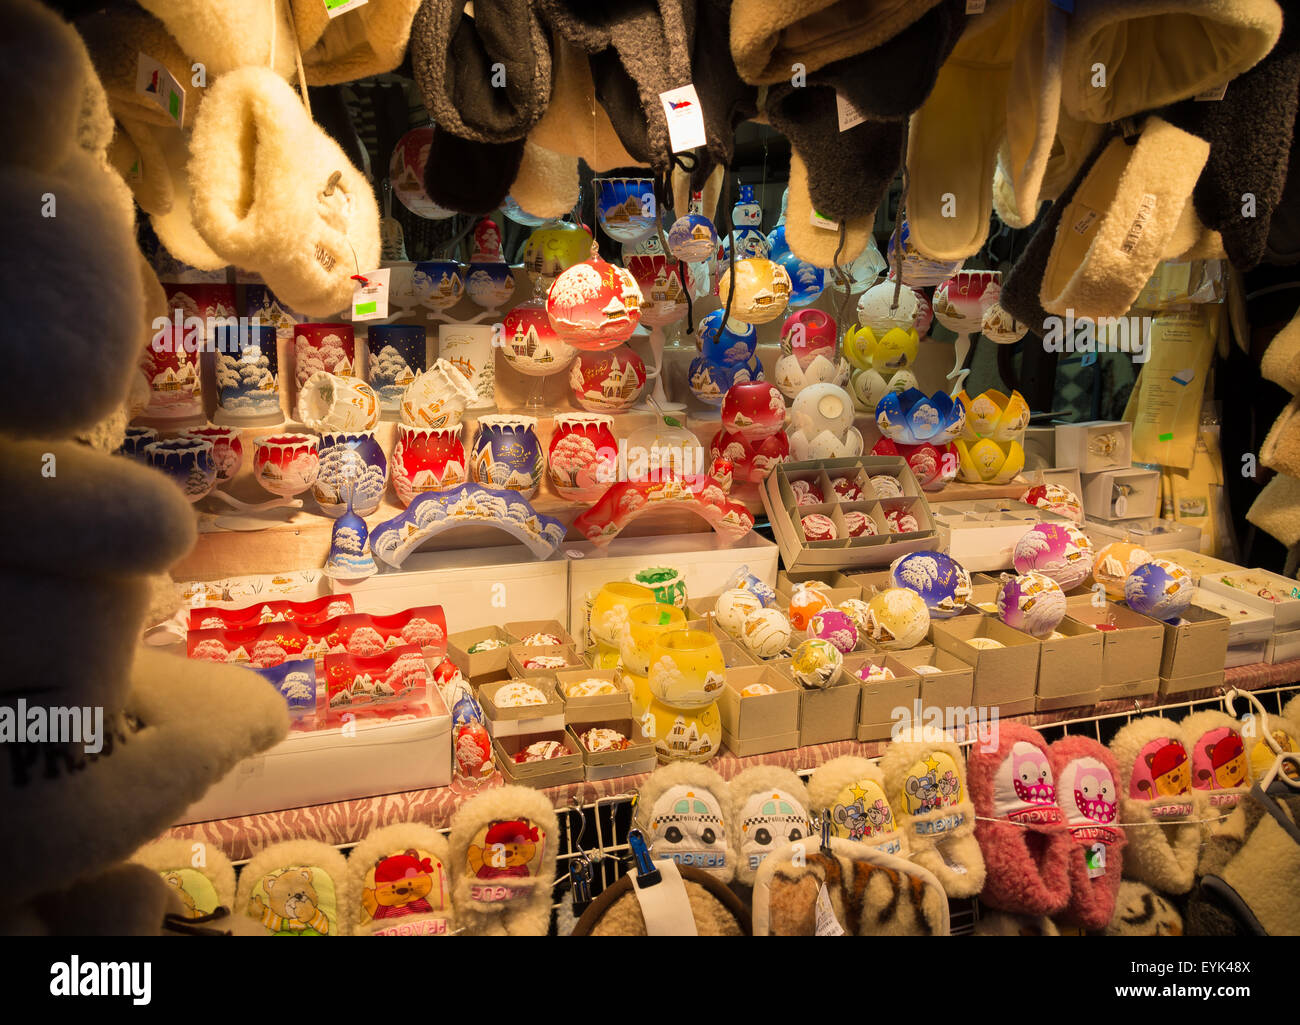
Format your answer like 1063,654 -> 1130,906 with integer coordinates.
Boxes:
163,657 -> 1300,861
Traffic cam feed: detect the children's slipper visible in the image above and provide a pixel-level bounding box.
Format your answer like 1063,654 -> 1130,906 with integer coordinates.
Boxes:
968,723 -> 1073,917
1110,717 -> 1200,895
1039,117 -> 1210,321
729,766 -> 812,887
634,762 -> 737,885
880,730 -> 986,897
807,755 -> 909,857
1246,707 -> 1300,782
752,834 -> 950,936
1049,735 -> 1127,931
291,0 -> 421,86
573,860 -> 751,936
132,837 -> 236,919
188,66 -> 380,316
236,840 -> 348,936
1260,396 -> 1300,478
344,822 -> 454,936
448,785 -> 558,935
1182,710 -> 1254,878
1104,879 -> 1184,936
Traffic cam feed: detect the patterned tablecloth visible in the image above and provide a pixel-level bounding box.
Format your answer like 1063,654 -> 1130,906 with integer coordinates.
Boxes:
164,659 -> 1300,861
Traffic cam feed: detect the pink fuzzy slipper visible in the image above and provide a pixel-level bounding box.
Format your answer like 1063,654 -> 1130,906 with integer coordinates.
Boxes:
969,723 -> 1073,917
1049,735 -> 1127,930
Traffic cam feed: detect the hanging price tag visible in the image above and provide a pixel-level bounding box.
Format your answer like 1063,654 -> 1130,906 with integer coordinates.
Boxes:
814,884 -> 845,936
966,0 -> 986,13
325,0 -> 368,18
659,85 -> 707,153
1086,842 -> 1106,879
835,91 -> 866,133
810,209 -> 840,232
136,54 -> 184,126
351,267 -> 390,322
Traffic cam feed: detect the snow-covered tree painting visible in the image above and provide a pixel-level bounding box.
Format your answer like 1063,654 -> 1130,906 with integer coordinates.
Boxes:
216,343 -> 278,414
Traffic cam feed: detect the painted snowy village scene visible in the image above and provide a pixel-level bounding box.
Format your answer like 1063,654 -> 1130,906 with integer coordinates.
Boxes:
295,331 -> 354,389
570,352 -> 645,412
216,336 -> 279,417
368,342 -> 420,406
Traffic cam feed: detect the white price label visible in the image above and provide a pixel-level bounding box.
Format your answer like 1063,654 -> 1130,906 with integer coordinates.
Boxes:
814,883 -> 845,936
136,54 -> 184,126
835,90 -> 866,133
351,267 -> 390,322
659,84 -> 707,153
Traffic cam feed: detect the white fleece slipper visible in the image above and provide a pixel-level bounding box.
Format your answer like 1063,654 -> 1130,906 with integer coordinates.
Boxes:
729,766 -> 812,886
448,785 -> 558,936
236,840 -> 349,936
344,822 -> 454,936
188,66 -> 380,316
1039,118 -> 1210,320
807,755 -> 909,857
1110,717 -> 1201,896
132,837 -> 237,919
635,762 -> 738,884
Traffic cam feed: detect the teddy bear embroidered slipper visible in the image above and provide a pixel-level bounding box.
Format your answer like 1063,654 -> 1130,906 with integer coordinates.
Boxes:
969,723 -> 1074,917
1181,709 -> 1254,877
235,840 -> 348,936
448,785 -> 558,936
728,766 -> 812,887
634,762 -> 737,885
344,823 -> 454,936
880,732 -> 985,897
132,837 -> 237,921
1111,717 -> 1201,896
807,755 -> 909,857
1049,734 -> 1127,931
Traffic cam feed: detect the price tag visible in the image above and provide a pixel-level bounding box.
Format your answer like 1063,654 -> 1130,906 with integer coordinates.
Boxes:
659,85 -> 707,153
810,209 -> 840,231
136,54 -> 184,126
966,0 -> 986,13
1196,83 -> 1228,102
325,0 -> 368,18
835,90 -> 866,133
1086,842 -> 1106,879
814,884 -> 845,936
351,268 -> 390,322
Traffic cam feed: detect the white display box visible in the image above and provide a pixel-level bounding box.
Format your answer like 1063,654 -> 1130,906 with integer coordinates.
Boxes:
1199,570 -> 1300,631
1081,468 -> 1161,521
1054,420 -> 1132,474
177,712 -> 452,824
564,532 -> 779,643
337,542 -> 570,633
1266,628 -> 1300,663
929,500 -> 1072,572
1084,517 -> 1202,553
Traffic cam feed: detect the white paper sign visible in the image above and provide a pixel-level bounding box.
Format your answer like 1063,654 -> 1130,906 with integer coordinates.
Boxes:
136,54 -> 184,126
351,267 -> 390,322
659,84 -> 707,153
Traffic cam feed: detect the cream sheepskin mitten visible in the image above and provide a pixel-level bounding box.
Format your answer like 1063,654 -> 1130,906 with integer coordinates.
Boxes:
752,835 -> 950,937
573,861 -> 751,936
1260,396 -> 1300,478
1039,118 -> 1210,321
1110,717 -> 1201,895
1105,880 -> 1184,936
807,755 -> 909,857
344,822 -> 455,936
189,66 -> 379,316
132,836 -> 237,918
236,841 -> 349,936
729,765 -> 811,886
880,731 -> 985,897
136,0 -> 298,80
634,762 -> 737,884
448,785 -> 558,936
1060,0 -> 1282,126
1181,710 -> 1254,878
292,0 -> 421,86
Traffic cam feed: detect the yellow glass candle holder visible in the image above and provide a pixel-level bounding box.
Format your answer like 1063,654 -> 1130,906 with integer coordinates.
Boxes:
590,641 -> 622,670
589,581 -> 656,647
647,629 -> 726,708
628,672 -> 721,764
620,603 -> 688,677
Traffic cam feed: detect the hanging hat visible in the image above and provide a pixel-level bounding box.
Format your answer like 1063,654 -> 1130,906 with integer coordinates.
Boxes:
527,36 -> 640,170
291,0 -> 422,86
1266,129 -> 1300,265
135,0 -> 298,79
78,9 -> 202,131
188,66 -> 380,316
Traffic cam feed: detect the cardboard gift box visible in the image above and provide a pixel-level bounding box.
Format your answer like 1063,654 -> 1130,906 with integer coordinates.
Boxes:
552,668 -> 632,724
477,677 -> 565,738
928,499 -> 1072,572
495,730 -> 584,788
567,718 -> 656,781
1080,468 -> 1161,521
1054,420 -> 1132,474
843,653 -> 922,743
447,626 -> 512,682
1063,598 -> 1162,701
777,570 -> 864,596
1083,518 -> 1202,554
893,649 -> 975,710
1036,619 -> 1104,711
929,616 -> 1040,717
1192,588 -> 1273,668
719,665 -> 801,756
793,662 -> 861,747
1156,548 -> 1246,584
1157,604 -> 1230,696
1266,628 -> 1300,664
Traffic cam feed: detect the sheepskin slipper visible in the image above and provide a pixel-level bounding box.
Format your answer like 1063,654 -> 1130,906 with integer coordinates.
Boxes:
1110,717 -> 1200,895
807,755 -> 909,857
1105,880 -> 1184,936
1060,0 -> 1282,126
1260,305 -> 1300,393
78,9 -> 202,131
235,840 -> 349,936
752,834 -> 950,937
968,723 -> 1073,917
1049,735 -> 1127,931
131,836 -> 237,919
291,0 -> 421,86
994,110 -> 1106,229
634,762 -> 737,884
1182,710 -> 1254,878
343,822 -> 454,936
1247,474 -> 1300,549
411,0 -> 551,145
149,123 -> 227,271
137,0 -> 298,80
573,860 -> 750,936
424,126 -> 525,215
1260,396 -> 1300,478
509,143 -> 581,222
1,647 -> 288,913
1039,118 -> 1210,321
188,66 -> 380,317
448,785 -> 558,936
729,765 -> 811,886
0,157 -> 145,437
880,732 -> 985,897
